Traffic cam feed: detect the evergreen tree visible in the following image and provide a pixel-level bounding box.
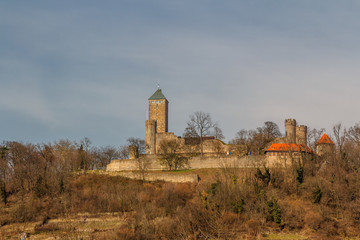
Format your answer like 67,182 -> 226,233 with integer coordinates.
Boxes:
0,180 -> 7,205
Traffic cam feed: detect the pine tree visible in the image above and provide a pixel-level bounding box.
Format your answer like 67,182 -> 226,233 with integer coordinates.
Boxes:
0,180 -> 7,205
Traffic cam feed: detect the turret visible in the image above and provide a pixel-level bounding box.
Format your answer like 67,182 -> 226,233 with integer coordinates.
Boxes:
285,119 -> 296,144
296,125 -> 307,145
316,133 -> 335,156
145,119 -> 156,154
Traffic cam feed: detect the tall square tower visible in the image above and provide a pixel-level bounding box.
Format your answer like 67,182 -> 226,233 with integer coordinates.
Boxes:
148,88 -> 168,133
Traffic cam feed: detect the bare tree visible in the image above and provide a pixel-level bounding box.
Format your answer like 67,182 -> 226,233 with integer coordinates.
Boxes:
230,121 -> 281,156
118,145 -> 129,159
91,146 -> 120,169
159,140 -> 188,170
348,122 -> 360,145
307,127 -> 325,150
127,137 -> 146,155
53,139 -> 78,172
80,137 -> 92,152
230,129 -> 256,155
136,156 -> 151,181
78,144 -> 87,174
213,122 -> 225,140
333,123 -> 347,155
183,111 -> 215,157
263,121 -> 282,139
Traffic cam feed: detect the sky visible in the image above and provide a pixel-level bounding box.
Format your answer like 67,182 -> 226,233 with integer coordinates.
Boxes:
1,1 -> 360,147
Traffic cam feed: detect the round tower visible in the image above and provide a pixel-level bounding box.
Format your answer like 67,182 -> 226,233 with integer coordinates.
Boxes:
316,133 -> 335,156
285,119 -> 296,144
296,125 -> 308,145
145,119 -> 157,154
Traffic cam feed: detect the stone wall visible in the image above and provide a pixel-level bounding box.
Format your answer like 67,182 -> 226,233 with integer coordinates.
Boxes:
106,155 -> 266,172
154,132 -> 237,156
107,171 -> 199,183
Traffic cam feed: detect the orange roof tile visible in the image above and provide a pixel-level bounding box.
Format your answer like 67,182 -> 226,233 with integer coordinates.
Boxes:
265,143 -> 312,153
317,133 -> 335,145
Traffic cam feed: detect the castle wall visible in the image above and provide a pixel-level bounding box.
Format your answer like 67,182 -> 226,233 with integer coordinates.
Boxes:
153,132 -> 231,156
107,155 -> 266,172
316,144 -> 335,156
155,132 -> 181,153
107,171 -> 199,183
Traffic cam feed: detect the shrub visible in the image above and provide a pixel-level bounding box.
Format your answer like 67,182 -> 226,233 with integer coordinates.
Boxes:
0,181 -> 7,205
267,197 -> 281,226
313,186 -> 322,204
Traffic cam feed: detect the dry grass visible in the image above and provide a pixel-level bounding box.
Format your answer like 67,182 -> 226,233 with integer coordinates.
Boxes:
0,212 -> 128,240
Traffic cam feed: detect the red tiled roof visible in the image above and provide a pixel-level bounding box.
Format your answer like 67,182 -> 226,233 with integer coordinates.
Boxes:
317,133 -> 335,145
265,143 -> 312,153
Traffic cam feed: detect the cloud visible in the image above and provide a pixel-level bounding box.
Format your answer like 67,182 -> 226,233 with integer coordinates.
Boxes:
1,1 -> 360,145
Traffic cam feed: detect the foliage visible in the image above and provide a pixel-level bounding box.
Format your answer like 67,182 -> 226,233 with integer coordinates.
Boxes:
255,166 -> 271,186
312,186 -> 322,204
0,180 -> 6,205
4,121 -> 360,238
34,175 -> 45,198
296,162 -> 304,186
267,197 -> 282,226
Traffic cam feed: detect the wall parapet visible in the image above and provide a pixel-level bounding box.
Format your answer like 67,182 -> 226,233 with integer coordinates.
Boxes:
107,171 -> 199,183
106,155 -> 266,172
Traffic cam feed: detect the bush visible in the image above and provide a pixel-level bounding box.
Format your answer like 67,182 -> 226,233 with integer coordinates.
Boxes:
267,197 -> 281,226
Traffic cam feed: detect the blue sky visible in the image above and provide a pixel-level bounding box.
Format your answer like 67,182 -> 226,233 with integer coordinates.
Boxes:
1,1 -> 360,146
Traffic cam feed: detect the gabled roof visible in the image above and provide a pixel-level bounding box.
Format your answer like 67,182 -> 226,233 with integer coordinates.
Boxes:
265,143 -> 312,153
149,89 -> 167,100
317,133 -> 335,145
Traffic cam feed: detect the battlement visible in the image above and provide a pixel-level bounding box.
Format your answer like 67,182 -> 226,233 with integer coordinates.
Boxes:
285,119 -> 296,125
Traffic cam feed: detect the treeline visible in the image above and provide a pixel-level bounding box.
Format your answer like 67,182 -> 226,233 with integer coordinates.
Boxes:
0,137 -> 146,207
2,122 -> 360,238
229,121 -> 282,155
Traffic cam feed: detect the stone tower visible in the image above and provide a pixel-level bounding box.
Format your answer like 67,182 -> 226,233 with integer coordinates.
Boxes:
148,88 -> 168,133
316,133 -> 335,156
145,88 -> 168,154
145,119 -> 156,154
296,125 -> 307,145
285,119 -> 296,144
129,145 -> 139,159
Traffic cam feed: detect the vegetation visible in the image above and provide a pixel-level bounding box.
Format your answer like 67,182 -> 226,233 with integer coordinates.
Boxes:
183,111 -> 216,156
2,122 -> 360,238
158,139 -> 189,170
230,121 -> 282,155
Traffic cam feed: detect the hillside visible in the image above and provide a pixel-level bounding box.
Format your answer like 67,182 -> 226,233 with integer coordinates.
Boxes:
1,159 -> 360,239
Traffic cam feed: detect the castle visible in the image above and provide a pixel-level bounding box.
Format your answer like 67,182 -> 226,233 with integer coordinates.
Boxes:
106,88 -> 335,173
145,88 -> 230,156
